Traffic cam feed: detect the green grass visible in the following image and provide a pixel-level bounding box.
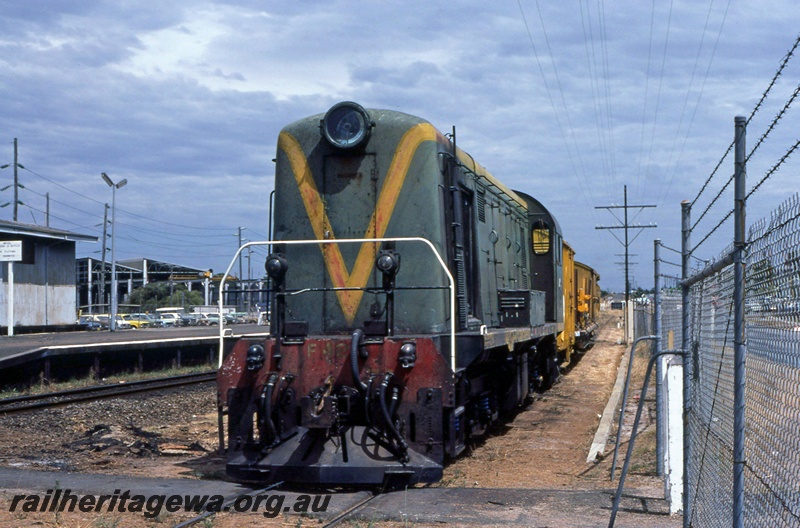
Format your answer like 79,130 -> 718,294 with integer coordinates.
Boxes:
0,364 -> 213,400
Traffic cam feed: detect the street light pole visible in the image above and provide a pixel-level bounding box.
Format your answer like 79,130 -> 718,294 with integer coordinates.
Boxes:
238,227 -> 244,311
101,172 -> 127,331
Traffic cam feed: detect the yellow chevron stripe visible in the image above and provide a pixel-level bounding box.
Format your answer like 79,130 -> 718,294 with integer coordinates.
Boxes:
279,123 -> 440,324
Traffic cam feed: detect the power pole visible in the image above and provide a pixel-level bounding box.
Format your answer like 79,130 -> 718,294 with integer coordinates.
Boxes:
2,138 -> 24,220
595,185 -> 657,340
237,226 -> 244,311
101,203 -> 109,311
13,138 -> 19,222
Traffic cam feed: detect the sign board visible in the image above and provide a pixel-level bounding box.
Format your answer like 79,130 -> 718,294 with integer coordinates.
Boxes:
0,240 -> 22,262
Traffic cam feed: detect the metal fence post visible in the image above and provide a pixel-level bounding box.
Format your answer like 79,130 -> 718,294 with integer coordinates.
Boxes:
608,349 -> 683,528
654,239 -> 664,477
681,200 -> 692,528
610,334 -> 658,481
732,115 -> 747,528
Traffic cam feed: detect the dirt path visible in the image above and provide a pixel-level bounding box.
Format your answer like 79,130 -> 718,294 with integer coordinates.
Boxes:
433,309 -> 657,491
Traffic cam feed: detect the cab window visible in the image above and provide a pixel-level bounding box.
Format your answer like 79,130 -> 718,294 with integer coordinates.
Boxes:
532,220 -> 550,255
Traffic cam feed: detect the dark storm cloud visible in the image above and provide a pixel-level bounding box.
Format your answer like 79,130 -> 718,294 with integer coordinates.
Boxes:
0,0 -> 798,288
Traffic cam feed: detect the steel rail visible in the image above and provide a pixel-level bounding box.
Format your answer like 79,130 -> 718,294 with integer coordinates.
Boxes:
172,482 -> 284,528
321,493 -> 380,528
0,370 -> 217,414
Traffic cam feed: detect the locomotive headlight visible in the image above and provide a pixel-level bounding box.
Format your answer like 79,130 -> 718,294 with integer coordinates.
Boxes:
321,102 -> 372,149
246,344 -> 265,371
399,342 -> 417,369
265,253 -> 288,281
376,250 -> 400,277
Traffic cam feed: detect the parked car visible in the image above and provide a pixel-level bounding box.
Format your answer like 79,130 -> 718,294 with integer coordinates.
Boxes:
180,313 -> 199,326
77,315 -> 103,331
123,314 -> 151,329
229,312 -> 258,324
142,314 -> 164,327
157,313 -> 182,327
91,314 -> 132,330
130,313 -> 164,327
196,313 -> 222,326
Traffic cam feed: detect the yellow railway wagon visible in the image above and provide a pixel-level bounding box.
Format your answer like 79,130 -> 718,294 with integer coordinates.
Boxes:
575,260 -> 600,350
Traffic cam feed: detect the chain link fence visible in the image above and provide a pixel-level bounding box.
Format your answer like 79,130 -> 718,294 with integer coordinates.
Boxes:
740,195 -> 800,526
684,261 -> 737,527
654,194 -> 800,527
632,302 -> 653,340
614,34 -> 800,526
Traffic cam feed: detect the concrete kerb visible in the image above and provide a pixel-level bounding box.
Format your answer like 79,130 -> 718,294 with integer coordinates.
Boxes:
587,342 -> 631,463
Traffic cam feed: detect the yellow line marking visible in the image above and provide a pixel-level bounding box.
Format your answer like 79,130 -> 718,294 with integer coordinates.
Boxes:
279,123 -> 440,324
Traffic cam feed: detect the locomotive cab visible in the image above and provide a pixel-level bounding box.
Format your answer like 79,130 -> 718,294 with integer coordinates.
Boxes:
217,102 -> 595,487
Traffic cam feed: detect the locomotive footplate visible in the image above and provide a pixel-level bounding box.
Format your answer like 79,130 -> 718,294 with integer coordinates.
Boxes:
227,425 -> 443,486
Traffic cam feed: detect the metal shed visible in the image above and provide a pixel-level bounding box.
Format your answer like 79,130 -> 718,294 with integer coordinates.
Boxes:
0,220 -> 97,332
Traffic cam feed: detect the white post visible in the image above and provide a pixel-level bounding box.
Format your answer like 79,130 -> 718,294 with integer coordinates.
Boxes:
1,241 -> 23,336
626,300 -> 635,343
665,355 -> 684,513
6,261 -> 13,337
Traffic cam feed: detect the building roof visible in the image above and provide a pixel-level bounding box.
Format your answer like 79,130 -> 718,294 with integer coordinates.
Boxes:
116,258 -> 206,276
0,219 -> 97,243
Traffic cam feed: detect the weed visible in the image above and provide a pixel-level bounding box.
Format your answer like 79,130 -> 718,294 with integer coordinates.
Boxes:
94,515 -> 122,528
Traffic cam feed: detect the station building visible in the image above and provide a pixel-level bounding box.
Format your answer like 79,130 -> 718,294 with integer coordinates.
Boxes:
1,217 -> 264,332
0,220 -> 97,332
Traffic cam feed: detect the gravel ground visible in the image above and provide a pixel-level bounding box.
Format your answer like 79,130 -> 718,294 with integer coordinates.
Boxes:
0,383 -> 222,479
0,311 -> 681,527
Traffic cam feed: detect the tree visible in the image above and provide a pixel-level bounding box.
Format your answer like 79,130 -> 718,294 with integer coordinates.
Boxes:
128,283 -> 204,312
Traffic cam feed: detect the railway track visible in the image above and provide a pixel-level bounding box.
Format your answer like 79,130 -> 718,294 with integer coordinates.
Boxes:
320,493 -> 380,527
0,370 -> 217,415
172,485 -> 379,528
172,483 -> 285,528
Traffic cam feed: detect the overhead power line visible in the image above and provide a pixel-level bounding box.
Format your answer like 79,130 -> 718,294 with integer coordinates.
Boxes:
595,185 -> 657,313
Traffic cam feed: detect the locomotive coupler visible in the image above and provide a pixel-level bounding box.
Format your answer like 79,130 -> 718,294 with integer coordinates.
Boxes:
300,396 -> 337,429
301,377 -> 342,430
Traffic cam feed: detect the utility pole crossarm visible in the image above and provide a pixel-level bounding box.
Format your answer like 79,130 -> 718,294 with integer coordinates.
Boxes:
595,185 -> 657,344
595,205 -> 657,210
595,224 -> 657,230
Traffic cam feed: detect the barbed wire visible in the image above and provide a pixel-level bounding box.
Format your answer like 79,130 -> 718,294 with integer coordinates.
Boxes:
747,139 -> 800,201
658,259 -> 682,268
658,243 -> 710,264
745,82 -> 800,164
690,208 -> 734,257
659,243 -> 682,254
691,172 -> 734,232
690,143 -> 733,209
690,33 -> 800,209
747,33 -> 800,126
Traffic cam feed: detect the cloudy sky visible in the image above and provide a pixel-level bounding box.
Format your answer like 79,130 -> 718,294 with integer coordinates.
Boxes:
1,1 -> 799,292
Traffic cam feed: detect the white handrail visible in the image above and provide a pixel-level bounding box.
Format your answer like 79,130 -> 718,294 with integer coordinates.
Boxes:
218,237 -> 457,371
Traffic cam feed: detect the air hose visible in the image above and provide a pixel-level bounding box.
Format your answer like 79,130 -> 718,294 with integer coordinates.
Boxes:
379,372 -> 409,462
350,329 -> 368,392
260,373 -> 279,445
